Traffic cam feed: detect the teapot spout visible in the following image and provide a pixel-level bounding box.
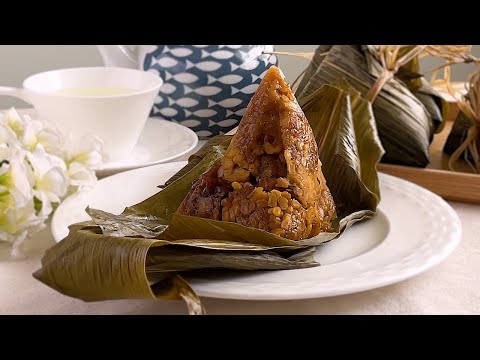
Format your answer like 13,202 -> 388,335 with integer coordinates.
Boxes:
97,45 -> 139,69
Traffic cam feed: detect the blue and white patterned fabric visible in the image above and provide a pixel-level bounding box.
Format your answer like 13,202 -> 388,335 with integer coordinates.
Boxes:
143,45 -> 277,138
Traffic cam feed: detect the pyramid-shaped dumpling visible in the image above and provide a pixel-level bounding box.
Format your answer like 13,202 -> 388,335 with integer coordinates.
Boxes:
177,66 -> 336,240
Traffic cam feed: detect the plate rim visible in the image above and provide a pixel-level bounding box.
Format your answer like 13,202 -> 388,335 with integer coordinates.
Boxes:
51,162 -> 462,300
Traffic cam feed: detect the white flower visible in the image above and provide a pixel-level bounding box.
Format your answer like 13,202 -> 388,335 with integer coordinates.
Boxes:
0,121 -> 18,145
21,114 -> 66,158
26,144 -> 69,218
21,117 -> 43,151
65,134 -> 104,188
67,162 -> 98,188
66,133 -> 104,167
0,144 -> 33,208
1,108 -> 25,139
1,115 -> 45,254
37,125 -> 65,157
0,144 -> 44,250
0,108 -> 104,257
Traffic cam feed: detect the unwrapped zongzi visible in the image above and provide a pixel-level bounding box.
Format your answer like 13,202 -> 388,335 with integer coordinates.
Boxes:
177,66 -> 336,240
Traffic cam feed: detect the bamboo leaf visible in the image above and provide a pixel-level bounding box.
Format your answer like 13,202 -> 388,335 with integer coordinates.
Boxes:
146,246 -> 318,273
395,45 -> 424,91
33,223 -> 317,314
160,135 -> 231,189
151,275 -> 205,315
295,45 -> 333,96
86,207 -> 167,238
129,144 -> 226,221
33,228 -> 170,302
412,77 -> 448,134
163,213 -> 301,247
300,80 -> 384,219
298,45 -> 439,167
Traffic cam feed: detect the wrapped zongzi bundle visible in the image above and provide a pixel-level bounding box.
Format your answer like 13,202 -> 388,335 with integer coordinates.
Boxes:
296,45 -> 445,167
177,66 -> 336,240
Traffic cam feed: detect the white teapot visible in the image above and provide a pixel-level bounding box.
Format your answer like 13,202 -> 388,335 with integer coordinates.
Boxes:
97,45 -> 277,138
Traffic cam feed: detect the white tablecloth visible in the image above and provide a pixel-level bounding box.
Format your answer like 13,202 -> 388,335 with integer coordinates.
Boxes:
1,143 -> 479,315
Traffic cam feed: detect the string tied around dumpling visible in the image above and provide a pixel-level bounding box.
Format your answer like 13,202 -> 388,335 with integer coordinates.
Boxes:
364,45 -> 426,102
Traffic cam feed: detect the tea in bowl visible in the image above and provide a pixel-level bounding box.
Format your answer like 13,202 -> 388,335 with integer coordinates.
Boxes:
0,67 -> 163,161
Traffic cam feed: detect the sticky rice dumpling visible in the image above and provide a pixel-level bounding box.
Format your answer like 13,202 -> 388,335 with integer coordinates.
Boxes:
176,66 -> 336,240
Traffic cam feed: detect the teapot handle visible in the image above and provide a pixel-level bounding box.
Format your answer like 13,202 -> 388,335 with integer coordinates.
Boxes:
96,45 -> 139,69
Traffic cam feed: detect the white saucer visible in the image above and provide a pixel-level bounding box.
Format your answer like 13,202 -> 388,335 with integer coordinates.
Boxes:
94,118 -> 198,178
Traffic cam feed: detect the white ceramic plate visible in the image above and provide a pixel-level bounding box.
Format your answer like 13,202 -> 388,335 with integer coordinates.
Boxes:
94,118 -> 198,177
51,162 -> 462,300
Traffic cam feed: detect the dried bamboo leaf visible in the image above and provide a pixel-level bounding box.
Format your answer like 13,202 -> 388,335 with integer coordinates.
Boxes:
151,275 -> 205,315
298,45 -> 439,167
412,78 -> 447,135
146,246 -> 318,273
129,144 -> 226,220
296,45 -> 333,96
160,135 -> 231,189
395,45 -> 424,91
33,222 -> 317,315
167,239 -> 293,251
444,110 -> 472,156
301,80 -> 383,216
445,68 -> 480,172
389,53 -> 447,134
33,228 -> 172,301
86,207 -> 167,238
162,213 -> 301,247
